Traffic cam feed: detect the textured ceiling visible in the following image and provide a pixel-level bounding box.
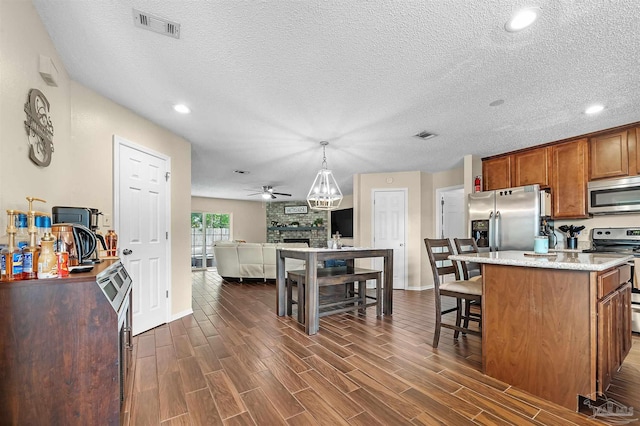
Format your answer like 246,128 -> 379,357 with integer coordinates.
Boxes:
32,0 -> 640,201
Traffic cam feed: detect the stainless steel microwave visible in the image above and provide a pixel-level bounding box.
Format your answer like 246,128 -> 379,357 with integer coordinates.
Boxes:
588,176 -> 640,215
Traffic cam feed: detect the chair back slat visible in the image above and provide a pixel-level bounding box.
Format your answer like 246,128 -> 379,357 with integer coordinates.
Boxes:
453,238 -> 481,280
424,238 -> 461,288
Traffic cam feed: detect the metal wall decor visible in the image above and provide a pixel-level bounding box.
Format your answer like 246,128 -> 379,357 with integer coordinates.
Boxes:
24,89 -> 54,167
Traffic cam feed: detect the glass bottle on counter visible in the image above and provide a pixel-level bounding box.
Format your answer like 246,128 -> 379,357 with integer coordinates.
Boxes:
105,229 -> 118,257
37,233 -> 57,279
1,210 -> 23,282
16,213 -> 29,250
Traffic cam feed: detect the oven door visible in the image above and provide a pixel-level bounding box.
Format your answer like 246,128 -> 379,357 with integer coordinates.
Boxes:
118,289 -> 132,407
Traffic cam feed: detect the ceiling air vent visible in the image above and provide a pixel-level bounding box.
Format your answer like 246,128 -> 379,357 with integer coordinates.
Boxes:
414,131 -> 438,140
133,9 -> 180,39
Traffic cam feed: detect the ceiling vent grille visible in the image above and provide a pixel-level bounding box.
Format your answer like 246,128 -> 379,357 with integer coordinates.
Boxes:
414,131 -> 438,140
133,9 -> 180,39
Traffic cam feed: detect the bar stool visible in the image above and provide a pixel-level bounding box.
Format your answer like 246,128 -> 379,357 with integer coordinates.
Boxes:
424,238 -> 482,348
453,238 -> 483,331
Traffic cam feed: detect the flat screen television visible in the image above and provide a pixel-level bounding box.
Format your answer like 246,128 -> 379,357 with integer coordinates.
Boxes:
330,208 -> 353,238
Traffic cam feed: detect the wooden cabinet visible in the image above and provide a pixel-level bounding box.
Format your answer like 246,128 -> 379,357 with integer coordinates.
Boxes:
620,282 -> 632,362
483,156 -> 511,190
483,147 -> 551,190
597,278 -> 632,394
551,138 -> 589,219
481,121 -> 640,218
512,147 -> 551,188
482,261 -> 633,410
629,127 -> 640,175
0,261 -> 128,425
589,130 -> 629,180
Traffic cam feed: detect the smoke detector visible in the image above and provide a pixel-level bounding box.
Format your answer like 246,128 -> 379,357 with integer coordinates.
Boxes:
414,131 -> 438,140
133,9 -> 180,39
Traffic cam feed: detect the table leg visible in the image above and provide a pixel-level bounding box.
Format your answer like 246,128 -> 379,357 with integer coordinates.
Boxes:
376,272 -> 382,317
305,252 -> 318,335
383,250 -> 393,315
276,250 -> 286,316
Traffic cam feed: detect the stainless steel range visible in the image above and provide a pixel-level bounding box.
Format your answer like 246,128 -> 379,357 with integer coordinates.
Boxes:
585,227 -> 640,333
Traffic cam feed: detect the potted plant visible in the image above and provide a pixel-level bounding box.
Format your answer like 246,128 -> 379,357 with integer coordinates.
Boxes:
313,218 -> 323,227
289,221 -> 299,227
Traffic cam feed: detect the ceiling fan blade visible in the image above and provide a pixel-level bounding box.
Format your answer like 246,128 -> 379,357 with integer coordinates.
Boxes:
272,192 -> 292,197
271,194 -> 277,199
246,192 -> 262,196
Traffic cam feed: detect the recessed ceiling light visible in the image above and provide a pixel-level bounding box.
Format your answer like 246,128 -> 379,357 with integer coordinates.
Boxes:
489,99 -> 505,107
173,104 -> 190,114
585,104 -> 605,115
505,7 -> 539,32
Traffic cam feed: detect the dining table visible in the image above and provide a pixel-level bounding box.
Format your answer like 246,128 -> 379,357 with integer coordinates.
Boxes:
276,246 -> 394,334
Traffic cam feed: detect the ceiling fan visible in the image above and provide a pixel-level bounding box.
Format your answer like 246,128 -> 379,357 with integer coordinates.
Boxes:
246,185 -> 292,200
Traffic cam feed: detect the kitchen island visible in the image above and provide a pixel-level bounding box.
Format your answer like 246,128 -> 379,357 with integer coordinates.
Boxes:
448,250 -> 633,411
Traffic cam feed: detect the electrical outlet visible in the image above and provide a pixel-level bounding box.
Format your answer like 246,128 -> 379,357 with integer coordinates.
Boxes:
103,214 -> 112,228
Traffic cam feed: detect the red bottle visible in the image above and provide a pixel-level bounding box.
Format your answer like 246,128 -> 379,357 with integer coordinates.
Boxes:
474,176 -> 481,192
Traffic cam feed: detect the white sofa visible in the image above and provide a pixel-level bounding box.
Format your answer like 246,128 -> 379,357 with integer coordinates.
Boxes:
213,242 -> 307,281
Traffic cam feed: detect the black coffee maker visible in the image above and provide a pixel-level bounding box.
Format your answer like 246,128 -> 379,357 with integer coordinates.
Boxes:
52,206 -> 107,263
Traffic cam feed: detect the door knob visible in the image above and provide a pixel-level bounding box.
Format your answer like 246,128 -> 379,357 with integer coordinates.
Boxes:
122,249 -> 133,255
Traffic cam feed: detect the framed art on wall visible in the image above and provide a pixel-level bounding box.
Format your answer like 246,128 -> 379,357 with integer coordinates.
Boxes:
284,205 -> 308,214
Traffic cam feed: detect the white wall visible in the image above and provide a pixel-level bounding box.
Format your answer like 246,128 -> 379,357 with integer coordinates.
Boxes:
353,171 -> 424,289
191,197 -> 267,243
1,1 -> 192,317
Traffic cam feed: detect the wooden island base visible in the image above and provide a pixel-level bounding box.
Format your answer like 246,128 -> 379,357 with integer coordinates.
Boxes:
482,262 -> 632,410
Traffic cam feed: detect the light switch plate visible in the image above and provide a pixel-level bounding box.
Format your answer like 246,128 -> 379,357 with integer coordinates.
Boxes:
103,214 -> 112,227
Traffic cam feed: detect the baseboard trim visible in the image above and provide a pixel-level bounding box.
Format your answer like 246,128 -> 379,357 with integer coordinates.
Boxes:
407,284 -> 434,291
171,308 -> 193,322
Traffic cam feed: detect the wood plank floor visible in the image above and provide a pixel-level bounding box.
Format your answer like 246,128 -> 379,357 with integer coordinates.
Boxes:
123,270 -> 640,425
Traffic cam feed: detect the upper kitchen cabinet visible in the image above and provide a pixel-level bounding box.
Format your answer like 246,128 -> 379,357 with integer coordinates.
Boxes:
511,147 -> 552,188
629,127 -> 639,175
551,138 -> 589,219
589,130 -> 629,180
483,156 -> 511,190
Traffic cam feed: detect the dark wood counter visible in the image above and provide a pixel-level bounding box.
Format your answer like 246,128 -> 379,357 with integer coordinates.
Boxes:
0,260 -> 126,425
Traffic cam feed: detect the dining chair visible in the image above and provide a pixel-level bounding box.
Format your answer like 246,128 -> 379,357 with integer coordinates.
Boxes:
453,237 -> 483,331
424,238 -> 482,348
453,238 -> 482,280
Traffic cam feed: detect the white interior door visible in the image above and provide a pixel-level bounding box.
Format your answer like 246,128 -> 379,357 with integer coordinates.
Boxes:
114,136 -> 170,335
373,189 -> 407,290
437,186 -> 466,239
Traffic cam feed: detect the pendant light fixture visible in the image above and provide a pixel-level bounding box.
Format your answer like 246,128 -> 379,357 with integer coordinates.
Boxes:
306,141 -> 343,210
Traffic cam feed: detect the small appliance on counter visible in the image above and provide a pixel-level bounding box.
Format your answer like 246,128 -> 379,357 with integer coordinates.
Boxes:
52,206 -> 106,263
51,223 -> 96,266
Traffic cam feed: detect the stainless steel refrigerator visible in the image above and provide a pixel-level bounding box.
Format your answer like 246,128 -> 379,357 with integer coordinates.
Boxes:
469,184 -> 547,251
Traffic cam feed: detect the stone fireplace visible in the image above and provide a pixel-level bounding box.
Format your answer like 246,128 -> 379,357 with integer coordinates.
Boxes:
266,202 -> 328,248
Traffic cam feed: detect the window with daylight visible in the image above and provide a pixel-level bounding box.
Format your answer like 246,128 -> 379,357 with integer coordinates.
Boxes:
191,212 -> 231,270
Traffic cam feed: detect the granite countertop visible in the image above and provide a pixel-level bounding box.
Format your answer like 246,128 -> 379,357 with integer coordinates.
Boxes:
449,250 -> 633,271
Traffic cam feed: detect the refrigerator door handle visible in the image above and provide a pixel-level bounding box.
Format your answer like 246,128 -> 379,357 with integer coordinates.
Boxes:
495,210 -> 501,251
488,211 -> 495,251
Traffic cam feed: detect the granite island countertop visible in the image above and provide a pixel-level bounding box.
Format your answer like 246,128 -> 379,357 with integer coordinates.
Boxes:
449,250 -> 633,271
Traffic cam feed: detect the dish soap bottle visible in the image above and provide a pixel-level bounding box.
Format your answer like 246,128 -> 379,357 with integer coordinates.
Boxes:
37,232 -> 57,279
